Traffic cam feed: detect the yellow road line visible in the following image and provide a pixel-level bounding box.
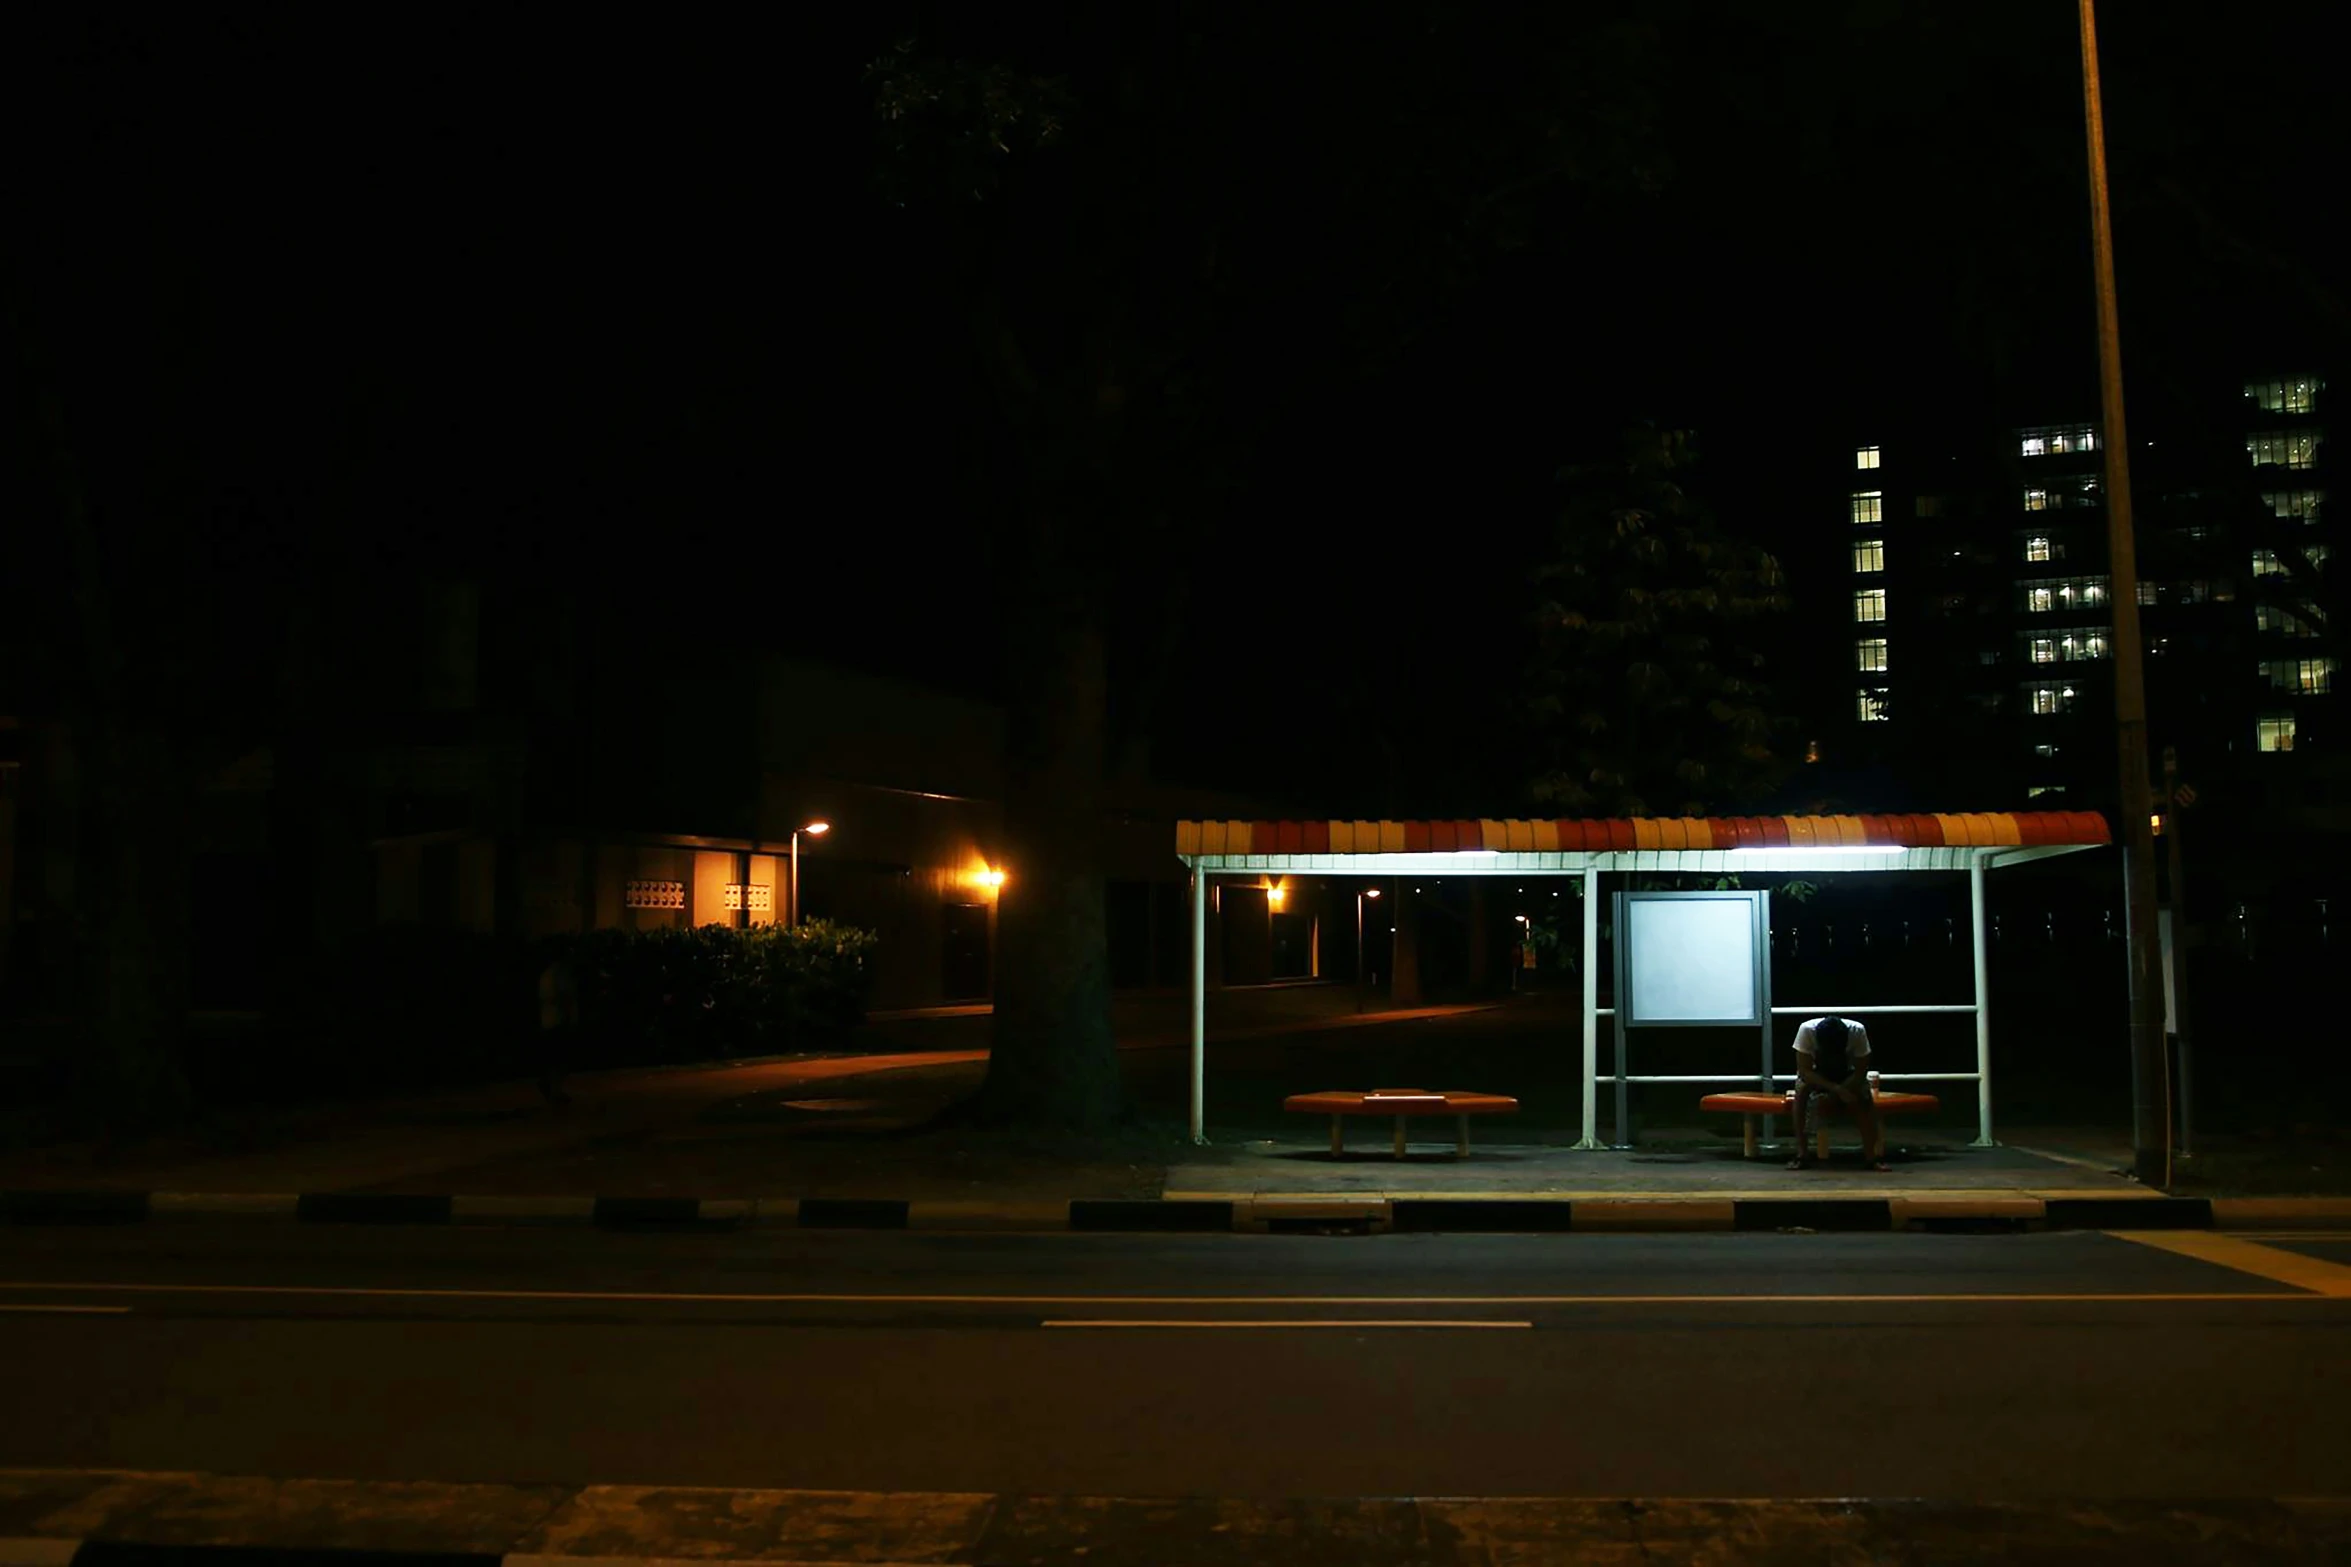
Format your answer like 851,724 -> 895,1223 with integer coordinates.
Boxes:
2103,1231 -> 2351,1296
0,1280 -> 2334,1307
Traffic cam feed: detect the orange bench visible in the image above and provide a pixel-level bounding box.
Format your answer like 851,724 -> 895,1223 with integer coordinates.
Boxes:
1700,1089 -> 1941,1160
1285,1089 -> 1520,1157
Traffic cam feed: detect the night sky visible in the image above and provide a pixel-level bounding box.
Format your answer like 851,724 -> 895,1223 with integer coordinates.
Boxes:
11,4 -> 2344,814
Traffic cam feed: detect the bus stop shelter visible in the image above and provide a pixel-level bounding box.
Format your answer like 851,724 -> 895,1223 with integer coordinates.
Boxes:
1175,810 -> 2112,1149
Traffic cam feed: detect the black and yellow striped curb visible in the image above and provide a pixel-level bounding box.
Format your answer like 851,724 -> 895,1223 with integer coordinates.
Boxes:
3,1471 -> 2348,1564
7,1189 -> 2348,1232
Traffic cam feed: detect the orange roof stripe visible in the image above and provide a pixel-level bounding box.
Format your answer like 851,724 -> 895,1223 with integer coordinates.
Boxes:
1179,813 -> 2111,854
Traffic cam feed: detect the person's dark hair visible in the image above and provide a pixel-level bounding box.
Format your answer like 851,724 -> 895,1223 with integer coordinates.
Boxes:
1811,1015 -> 1851,1077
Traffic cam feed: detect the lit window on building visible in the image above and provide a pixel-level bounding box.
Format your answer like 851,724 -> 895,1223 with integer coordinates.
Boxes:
2249,430 -> 2320,470
2180,580 -> 2209,604
2247,377 -> 2321,414
2028,683 -> 2076,716
2019,576 -> 2108,614
2030,637 -> 2057,663
2254,549 -> 2289,577
2026,785 -> 2064,799
2060,630 -> 2109,660
1851,491 -> 1884,525
2264,490 -> 2324,524
2025,535 -> 2053,562
2264,658 -> 2338,694
1853,537 -> 1885,574
2024,488 -> 2052,512
2307,544 -> 2331,571
1854,588 -> 1887,622
2034,743 -> 2059,758
2021,424 -> 2098,457
1856,637 -> 1889,673
2137,581 -> 2159,605
2068,474 -> 2102,506
1915,495 -> 1943,518
1856,445 -> 1881,470
2258,713 -> 2297,752
1856,689 -> 1889,723
2257,604 -> 2324,637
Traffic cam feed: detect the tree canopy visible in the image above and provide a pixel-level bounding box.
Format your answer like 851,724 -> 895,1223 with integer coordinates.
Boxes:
866,5 -> 1672,1129
1528,428 -> 1792,819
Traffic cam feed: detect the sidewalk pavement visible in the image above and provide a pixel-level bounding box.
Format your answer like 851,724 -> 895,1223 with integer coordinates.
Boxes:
9,988 -> 2350,1232
11,1467 -> 2347,1565
0,995 -> 1496,1204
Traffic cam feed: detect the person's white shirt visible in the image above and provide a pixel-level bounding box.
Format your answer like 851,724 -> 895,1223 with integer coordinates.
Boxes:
1792,1017 -> 1871,1074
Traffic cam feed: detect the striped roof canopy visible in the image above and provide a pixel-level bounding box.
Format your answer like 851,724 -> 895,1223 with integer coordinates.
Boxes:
1177,811 -> 2109,872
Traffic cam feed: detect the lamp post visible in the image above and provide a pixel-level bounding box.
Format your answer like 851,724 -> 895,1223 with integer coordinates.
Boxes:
1514,913 -> 1531,993
2078,0 -> 2168,1188
790,820 -> 830,927
1356,886 -> 1381,1012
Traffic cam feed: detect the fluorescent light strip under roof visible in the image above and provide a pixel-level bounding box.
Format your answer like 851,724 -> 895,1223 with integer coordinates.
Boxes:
1725,844 -> 1900,855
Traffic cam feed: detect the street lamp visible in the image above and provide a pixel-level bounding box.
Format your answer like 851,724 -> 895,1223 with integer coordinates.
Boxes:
2079,0 -> 2167,1187
1514,913 -> 1532,993
791,820 -> 830,927
1356,886 -> 1382,1012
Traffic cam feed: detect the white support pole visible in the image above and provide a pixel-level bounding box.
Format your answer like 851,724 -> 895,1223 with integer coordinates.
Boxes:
1577,866 -> 1601,1149
1190,865 -> 1208,1145
1971,855 -> 1996,1147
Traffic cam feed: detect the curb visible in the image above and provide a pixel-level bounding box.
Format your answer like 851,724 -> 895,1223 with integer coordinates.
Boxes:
9,1188 -> 2339,1233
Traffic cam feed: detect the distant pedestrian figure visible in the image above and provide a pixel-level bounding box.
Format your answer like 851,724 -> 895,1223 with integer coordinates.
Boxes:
1786,1015 -> 1888,1172
537,947 -> 579,1107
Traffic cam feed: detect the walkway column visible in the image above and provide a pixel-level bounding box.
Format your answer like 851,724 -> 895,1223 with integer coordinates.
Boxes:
1190,865 -> 1207,1145
1577,866 -> 1601,1149
1971,854 -> 1996,1146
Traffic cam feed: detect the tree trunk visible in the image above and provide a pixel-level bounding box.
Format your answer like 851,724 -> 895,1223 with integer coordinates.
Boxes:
973,551 -> 1122,1132
74,718 -> 195,1133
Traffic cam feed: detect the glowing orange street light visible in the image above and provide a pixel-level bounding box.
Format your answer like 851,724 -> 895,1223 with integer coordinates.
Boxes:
791,820 -> 830,926
1355,885 -> 1384,1010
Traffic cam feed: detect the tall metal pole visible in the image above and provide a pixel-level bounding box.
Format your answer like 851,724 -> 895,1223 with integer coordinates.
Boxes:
1190,866 -> 1207,1144
2079,0 -> 2169,1188
1355,892 -> 1366,1013
790,831 -> 800,927
1577,867 -> 1600,1150
2163,746 -> 2195,1155
1970,856 -> 1996,1146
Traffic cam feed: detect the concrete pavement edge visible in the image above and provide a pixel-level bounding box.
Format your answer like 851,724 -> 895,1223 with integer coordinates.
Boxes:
11,1187 -> 2343,1232
6,1472 -> 2351,1565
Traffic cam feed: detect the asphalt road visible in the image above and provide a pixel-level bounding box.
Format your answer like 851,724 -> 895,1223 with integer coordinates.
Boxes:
3,1223 -> 2348,1500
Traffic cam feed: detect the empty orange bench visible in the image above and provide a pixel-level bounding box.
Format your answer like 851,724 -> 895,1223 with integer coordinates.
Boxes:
1285,1089 -> 1520,1157
1700,1088 -> 1941,1160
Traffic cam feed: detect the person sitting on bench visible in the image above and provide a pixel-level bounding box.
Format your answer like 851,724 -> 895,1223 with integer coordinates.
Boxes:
1787,1015 -> 1889,1173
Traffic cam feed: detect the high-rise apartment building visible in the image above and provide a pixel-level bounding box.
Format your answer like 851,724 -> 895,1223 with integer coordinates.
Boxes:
1816,375 -> 2333,819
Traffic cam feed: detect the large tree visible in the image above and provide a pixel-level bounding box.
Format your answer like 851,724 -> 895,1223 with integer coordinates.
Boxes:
1527,427 -> 1792,818
867,6 -> 1668,1130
